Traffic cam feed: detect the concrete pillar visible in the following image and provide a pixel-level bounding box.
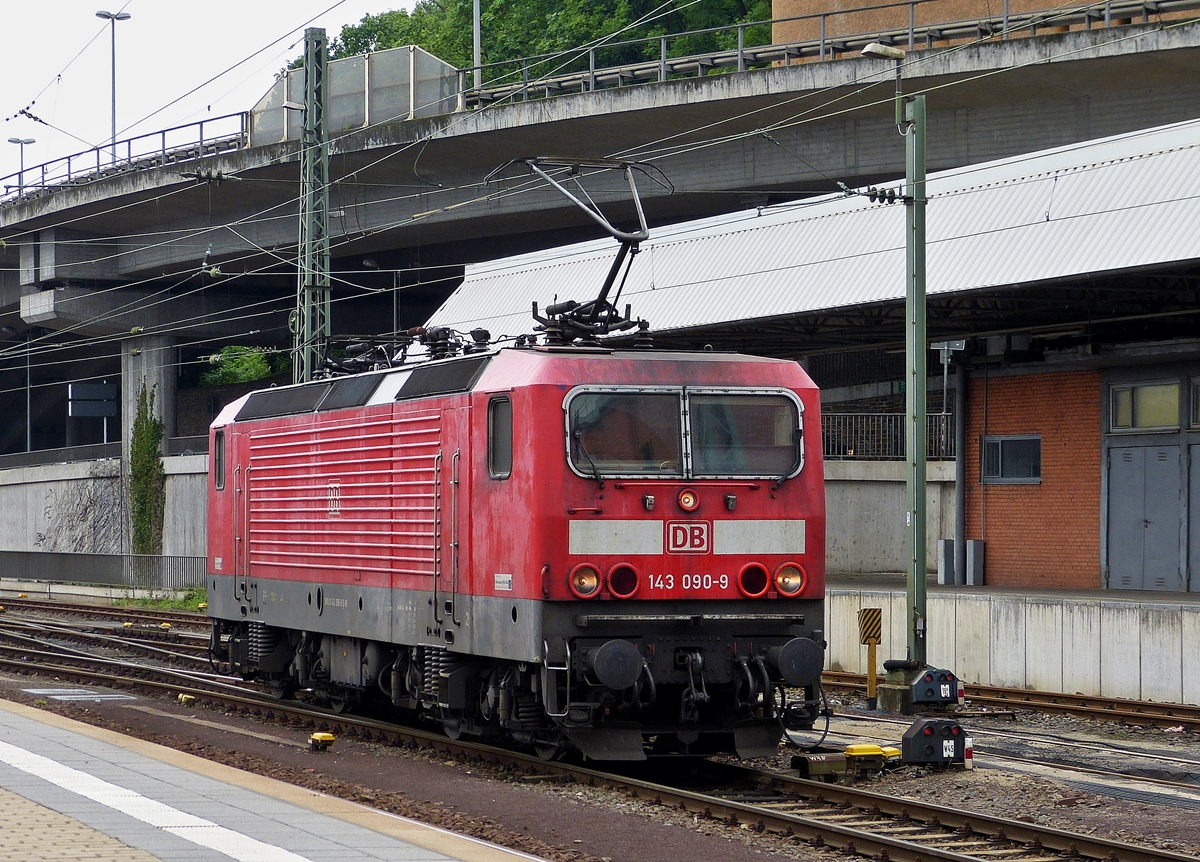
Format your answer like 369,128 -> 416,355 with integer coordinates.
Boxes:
121,335 -> 176,467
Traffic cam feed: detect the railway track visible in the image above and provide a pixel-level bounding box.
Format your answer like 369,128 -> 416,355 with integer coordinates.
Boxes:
0,619 -> 211,665
823,670 -> 1200,732
0,644 -> 1192,862
0,597 -> 208,631
808,712 -> 1200,809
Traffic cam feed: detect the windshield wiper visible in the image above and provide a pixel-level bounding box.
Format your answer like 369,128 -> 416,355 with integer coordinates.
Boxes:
772,429 -> 802,491
573,430 -> 605,489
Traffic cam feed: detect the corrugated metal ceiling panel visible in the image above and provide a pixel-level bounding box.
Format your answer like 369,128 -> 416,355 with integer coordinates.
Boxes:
428,119 -> 1200,335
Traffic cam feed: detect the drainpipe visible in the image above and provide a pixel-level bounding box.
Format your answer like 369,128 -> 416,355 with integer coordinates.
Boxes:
954,362 -> 967,585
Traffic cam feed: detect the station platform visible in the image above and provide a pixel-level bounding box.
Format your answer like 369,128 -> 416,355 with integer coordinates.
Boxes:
0,698 -> 542,862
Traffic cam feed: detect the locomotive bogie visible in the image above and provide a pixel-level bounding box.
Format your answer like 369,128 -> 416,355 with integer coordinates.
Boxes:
207,347 -> 826,759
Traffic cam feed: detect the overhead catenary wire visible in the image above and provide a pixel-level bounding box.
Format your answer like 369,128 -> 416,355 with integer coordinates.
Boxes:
2,4 -> 1195,355
0,0 -> 692,255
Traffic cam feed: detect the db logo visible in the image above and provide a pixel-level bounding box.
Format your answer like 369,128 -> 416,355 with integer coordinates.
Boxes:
326,481 -> 341,517
667,521 -> 709,554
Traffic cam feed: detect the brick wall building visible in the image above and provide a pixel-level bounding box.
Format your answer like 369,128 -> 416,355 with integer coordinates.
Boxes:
963,368 -> 1102,589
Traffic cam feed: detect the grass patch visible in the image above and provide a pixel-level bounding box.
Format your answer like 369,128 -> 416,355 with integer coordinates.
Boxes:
118,585 -> 208,612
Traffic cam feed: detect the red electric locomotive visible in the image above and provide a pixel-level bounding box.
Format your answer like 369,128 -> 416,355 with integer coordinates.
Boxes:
207,344 -> 826,760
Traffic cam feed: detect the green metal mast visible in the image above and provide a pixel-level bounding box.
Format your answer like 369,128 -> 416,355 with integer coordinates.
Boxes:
904,93 -> 928,664
294,27 -> 331,384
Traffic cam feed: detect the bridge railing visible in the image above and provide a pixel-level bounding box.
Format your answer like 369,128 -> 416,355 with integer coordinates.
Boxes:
0,113 -> 247,207
4,0 -> 1195,207
459,0 -> 1200,105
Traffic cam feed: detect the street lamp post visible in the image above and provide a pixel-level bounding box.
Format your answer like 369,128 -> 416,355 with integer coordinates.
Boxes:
6,137 -> 35,199
862,42 -> 929,666
95,10 -> 131,165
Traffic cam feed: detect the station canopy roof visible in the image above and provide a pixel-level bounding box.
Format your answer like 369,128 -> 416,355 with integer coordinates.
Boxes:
427,118 -> 1200,356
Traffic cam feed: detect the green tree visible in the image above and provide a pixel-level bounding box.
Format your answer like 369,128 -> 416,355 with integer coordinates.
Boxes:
199,346 -> 277,387
130,384 -> 166,556
328,0 -> 772,71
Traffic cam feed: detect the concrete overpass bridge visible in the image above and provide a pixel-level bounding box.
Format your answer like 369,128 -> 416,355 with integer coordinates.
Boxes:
2,13 -> 1200,454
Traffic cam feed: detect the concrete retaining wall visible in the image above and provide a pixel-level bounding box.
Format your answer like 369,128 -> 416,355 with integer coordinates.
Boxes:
824,460 -> 956,574
3,457 -> 952,572
827,586 -> 1200,706
0,456 -> 208,557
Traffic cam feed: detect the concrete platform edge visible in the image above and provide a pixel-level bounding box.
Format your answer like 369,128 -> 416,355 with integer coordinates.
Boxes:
0,696 -> 544,862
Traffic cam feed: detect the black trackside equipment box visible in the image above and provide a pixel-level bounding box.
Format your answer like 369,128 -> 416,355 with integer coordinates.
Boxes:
901,717 -> 965,765
910,667 -> 959,705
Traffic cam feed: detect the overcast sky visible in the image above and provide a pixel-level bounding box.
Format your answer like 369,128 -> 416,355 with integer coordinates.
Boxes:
2,0 -> 412,182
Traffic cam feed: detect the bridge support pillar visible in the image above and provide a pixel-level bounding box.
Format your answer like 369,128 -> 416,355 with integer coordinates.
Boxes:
120,334 -> 176,468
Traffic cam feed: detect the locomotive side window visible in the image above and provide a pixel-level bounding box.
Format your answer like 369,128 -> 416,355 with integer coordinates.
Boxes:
690,394 -> 800,477
569,392 -> 683,476
213,430 -> 226,490
488,397 -> 513,479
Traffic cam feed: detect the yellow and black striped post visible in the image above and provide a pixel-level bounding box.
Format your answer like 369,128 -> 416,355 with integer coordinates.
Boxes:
858,607 -> 883,710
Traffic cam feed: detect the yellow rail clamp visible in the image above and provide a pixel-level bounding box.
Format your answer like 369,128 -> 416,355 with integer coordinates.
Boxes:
177,694 -> 196,707
197,603 -> 208,611
309,732 -> 336,752
159,623 -> 172,630
17,593 -> 28,599
0,606 -> 5,614
123,622 -> 133,628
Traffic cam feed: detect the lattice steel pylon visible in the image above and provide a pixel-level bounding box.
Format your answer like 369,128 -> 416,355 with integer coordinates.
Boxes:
293,27 -> 331,384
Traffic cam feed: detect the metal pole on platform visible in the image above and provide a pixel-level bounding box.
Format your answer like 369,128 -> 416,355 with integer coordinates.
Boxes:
26,332 -> 31,452
864,42 -> 927,665
904,95 -> 928,666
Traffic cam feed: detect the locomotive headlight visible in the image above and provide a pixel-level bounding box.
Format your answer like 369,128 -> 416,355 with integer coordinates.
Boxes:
774,563 -> 806,596
677,488 -> 700,512
570,564 -> 601,598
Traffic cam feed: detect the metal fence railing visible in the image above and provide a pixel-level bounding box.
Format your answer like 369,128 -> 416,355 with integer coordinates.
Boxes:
823,412 -> 955,460
459,0 -> 1200,106
0,551 -> 206,591
0,442 -> 121,471
1,113 -> 247,207
166,435 -> 209,456
0,437 -> 208,471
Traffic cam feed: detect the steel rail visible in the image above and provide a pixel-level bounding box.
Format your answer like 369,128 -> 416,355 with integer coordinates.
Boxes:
706,762 -> 1200,862
0,597 -> 209,630
0,620 -> 210,665
0,647 -> 1188,862
822,671 -> 1200,731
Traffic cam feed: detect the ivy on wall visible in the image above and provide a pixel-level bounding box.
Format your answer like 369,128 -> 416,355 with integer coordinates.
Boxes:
130,384 -> 166,555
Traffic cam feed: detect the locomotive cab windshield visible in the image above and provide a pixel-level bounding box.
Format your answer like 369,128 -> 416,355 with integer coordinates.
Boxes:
566,387 -> 803,479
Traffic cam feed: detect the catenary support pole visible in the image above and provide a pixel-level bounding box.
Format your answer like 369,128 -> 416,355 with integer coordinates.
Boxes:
904,93 -> 928,664
294,28 -> 331,384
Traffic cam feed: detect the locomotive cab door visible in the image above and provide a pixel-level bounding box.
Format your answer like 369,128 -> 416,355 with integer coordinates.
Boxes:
433,405 -> 472,645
